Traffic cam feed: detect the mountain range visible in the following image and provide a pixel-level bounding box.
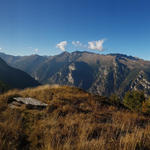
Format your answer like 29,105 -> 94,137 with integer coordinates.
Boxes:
0,51 -> 150,96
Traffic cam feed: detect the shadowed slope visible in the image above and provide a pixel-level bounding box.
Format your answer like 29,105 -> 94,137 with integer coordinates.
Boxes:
0,57 -> 40,90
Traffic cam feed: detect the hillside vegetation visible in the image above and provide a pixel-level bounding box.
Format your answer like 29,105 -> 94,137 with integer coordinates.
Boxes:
0,85 -> 150,150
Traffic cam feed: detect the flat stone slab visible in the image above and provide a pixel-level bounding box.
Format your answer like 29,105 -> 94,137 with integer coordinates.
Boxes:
8,97 -> 48,110
13,97 -> 48,106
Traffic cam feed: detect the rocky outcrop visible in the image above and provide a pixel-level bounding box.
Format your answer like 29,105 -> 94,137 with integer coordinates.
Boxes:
8,97 -> 48,110
130,71 -> 150,96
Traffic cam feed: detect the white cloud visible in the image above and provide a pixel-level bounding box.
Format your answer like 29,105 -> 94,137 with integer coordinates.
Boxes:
88,39 -> 105,51
0,48 -> 2,50
34,48 -> 39,53
72,41 -> 82,47
56,41 -> 67,51
72,41 -> 88,50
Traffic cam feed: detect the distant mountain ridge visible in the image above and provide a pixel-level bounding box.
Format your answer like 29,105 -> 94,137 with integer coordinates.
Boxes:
1,51 -> 150,96
0,56 -> 40,92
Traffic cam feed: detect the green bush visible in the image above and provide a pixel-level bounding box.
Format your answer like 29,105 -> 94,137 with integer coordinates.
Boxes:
109,94 -> 121,106
142,98 -> 150,114
123,90 -> 145,112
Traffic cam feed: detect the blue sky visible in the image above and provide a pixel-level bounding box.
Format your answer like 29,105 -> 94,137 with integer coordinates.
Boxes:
0,0 -> 150,60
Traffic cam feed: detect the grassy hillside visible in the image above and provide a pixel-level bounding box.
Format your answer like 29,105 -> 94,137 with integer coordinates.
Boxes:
0,85 -> 150,150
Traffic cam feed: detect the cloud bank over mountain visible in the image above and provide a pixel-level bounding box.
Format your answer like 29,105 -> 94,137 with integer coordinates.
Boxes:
56,41 -> 68,51
56,39 -> 106,52
88,39 -> 105,51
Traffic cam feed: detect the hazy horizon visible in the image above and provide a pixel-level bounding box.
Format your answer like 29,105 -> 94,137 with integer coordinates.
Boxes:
0,50 -> 147,61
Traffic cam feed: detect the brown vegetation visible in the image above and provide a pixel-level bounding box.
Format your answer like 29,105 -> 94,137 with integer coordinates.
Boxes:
0,85 -> 150,150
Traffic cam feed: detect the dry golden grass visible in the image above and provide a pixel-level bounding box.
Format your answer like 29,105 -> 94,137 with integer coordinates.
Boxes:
0,85 -> 150,150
